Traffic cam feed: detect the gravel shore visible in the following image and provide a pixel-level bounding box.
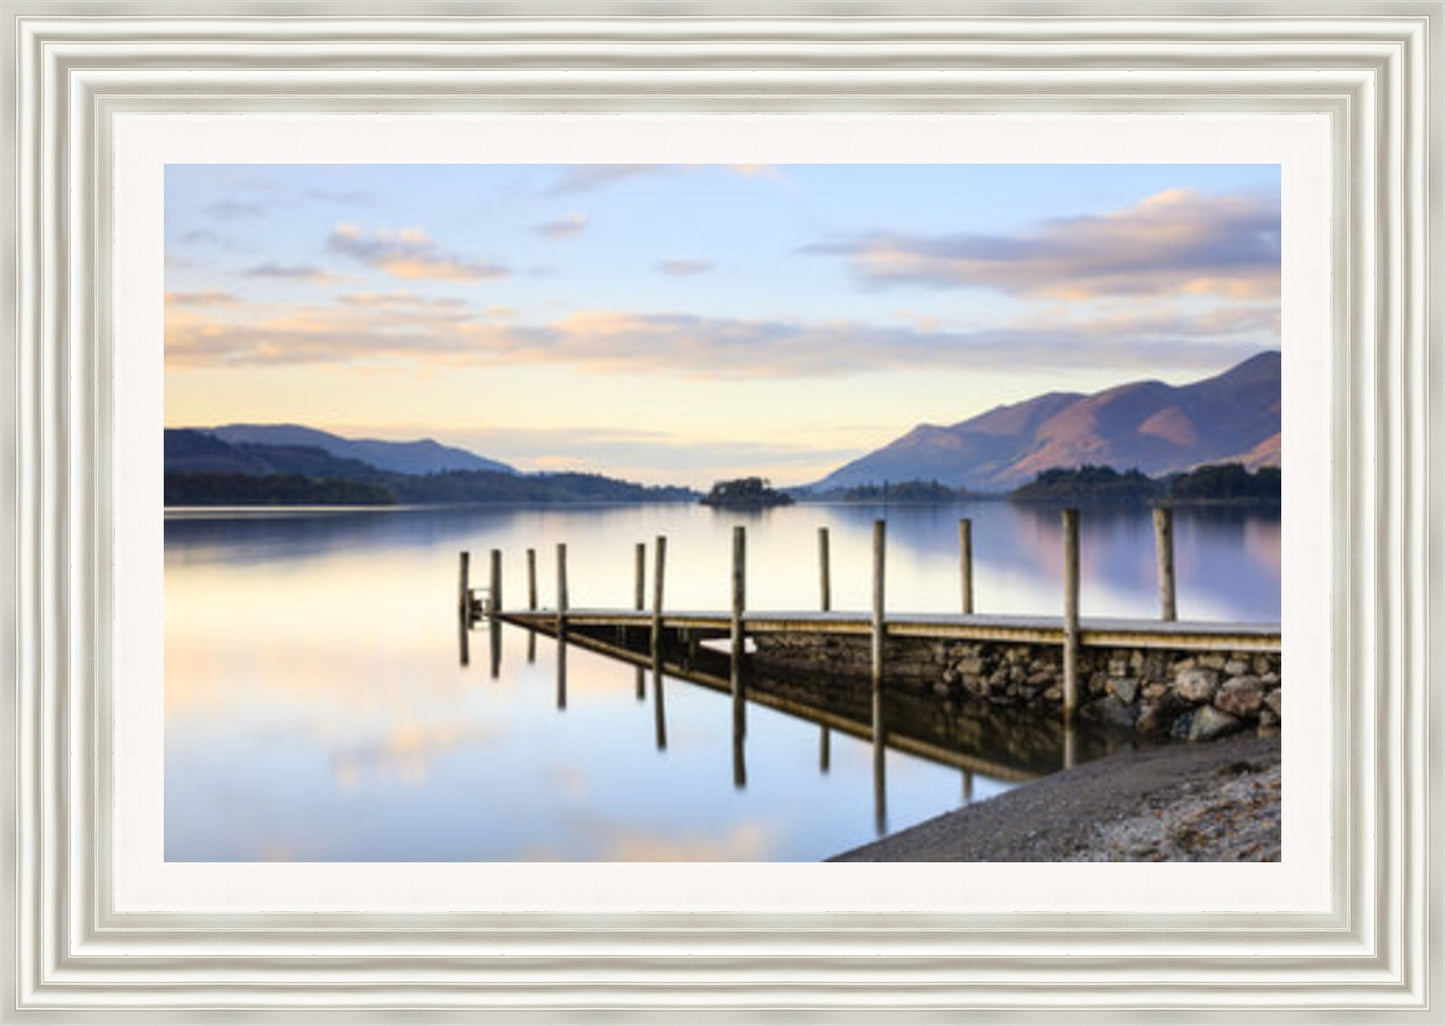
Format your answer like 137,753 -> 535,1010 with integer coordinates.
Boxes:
831,733 -> 1280,862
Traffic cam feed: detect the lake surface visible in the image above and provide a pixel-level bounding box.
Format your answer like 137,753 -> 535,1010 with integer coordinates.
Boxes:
164,500 -> 1281,861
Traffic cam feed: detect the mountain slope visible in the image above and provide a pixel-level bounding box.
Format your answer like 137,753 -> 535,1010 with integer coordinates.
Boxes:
813,351 -> 1281,492
206,423 -> 516,476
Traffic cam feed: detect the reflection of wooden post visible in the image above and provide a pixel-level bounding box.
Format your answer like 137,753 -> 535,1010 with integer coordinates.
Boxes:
527,630 -> 536,665
556,636 -> 567,711
652,652 -> 667,750
1153,505 -> 1177,621
526,548 -> 537,611
488,620 -> 501,679
458,610 -> 470,667
818,526 -> 831,612
731,525 -> 747,739
1062,508 -> 1080,724
651,535 -> 666,654
958,518 -> 974,614
872,691 -> 887,837
489,549 -> 502,615
556,543 -> 568,638
458,551 -> 471,618
819,724 -> 830,773
962,770 -> 974,803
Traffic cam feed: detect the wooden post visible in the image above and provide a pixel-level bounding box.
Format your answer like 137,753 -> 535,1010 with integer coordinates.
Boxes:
526,548 -> 537,611
458,551 -> 471,618
958,518 -> 974,615
556,635 -> 567,711
1153,505 -> 1177,622
819,724 -> 831,773
871,520 -> 886,692
817,526 -> 831,612
651,535 -> 666,654
457,610 -> 470,667
731,525 -> 747,740
634,542 -> 646,612
1062,507 -> 1080,724
489,549 -> 502,615
556,542 -> 568,637
488,620 -> 501,680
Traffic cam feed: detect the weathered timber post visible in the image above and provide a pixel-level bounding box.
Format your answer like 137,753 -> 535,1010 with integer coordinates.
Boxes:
871,519 -> 887,835
731,525 -> 747,740
651,535 -> 667,654
818,524 -> 832,763
556,543 -> 568,638
871,520 -> 886,692
634,542 -> 646,612
489,549 -> 502,615
458,551 -> 471,619
818,526 -> 831,612
1153,505 -> 1178,622
1062,507 -> 1081,725
526,548 -> 537,611
959,518 -> 974,615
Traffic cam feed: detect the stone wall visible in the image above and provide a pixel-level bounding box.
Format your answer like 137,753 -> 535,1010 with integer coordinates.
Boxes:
752,633 -> 1281,742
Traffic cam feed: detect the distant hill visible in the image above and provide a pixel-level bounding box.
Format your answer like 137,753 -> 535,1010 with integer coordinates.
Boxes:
813,351 -> 1281,493
162,428 -> 696,506
205,423 -> 517,476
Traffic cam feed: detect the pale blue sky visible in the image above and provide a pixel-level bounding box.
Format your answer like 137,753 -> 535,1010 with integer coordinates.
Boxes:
165,163 -> 1281,486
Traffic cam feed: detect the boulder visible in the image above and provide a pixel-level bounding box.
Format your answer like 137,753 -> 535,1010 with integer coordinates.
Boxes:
1137,694 -> 1188,738
1176,667 -> 1220,703
1215,675 -> 1265,718
1109,677 -> 1139,704
1084,695 -> 1138,728
1188,705 -> 1244,741
1224,659 -> 1250,676
1264,688 -> 1282,717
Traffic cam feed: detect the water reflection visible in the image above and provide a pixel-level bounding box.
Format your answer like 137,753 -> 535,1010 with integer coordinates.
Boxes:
166,500 -> 1278,861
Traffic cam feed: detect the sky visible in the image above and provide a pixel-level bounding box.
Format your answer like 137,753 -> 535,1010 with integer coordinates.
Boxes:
164,163 -> 1281,487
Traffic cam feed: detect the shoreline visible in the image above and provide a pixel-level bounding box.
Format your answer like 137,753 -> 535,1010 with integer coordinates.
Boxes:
830,733 -> 1280,862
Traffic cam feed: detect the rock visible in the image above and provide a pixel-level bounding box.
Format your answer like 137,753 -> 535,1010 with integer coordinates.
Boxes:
956,657 -> 985,676
1258,706 -> 1280,727
1084,695 -> 1138,728
1108,659 -> 1129,677
1264,689 -> 1282,717
1261,671 -> 1281,687
1109,677 -> 1139,704
1257,722 -> 1281,738
1188,705 -> 1244,741
1215,675 -> 1265,718
932,681 -> 952,697
1176,667 -> 1220,703
1137,694 -> 1187,738
1224,659 -> 1250,676
1043,685 -> 1062,701
1026,670 -> 1053,687
1141,682 -> 1168,700
1198,654 -> 1226,671
1253,654 -> 1275,675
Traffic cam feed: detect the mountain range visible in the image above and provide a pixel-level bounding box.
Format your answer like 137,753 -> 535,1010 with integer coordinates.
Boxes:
812,351 -> 1281,493
201,424 -> 515,476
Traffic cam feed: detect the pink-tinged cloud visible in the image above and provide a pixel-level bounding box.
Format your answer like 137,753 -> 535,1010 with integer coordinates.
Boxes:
243,263 -> 349,286
164,290 -> 240,307
656,259 -> 715,275
327,223 -> 510,282
535,213 -> 588,239
165,300 -> 1276,379
805,189 -> 1281,300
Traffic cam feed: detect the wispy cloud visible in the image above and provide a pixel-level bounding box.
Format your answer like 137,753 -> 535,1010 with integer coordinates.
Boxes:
535,213 -> 588,240
543,165 -> 658,196
166,301 -> 1274,379
336,290 -> 467,311
164,290 -> 240,307
805,189 -> 1281,301
327,223 -> 510,282
203,199 -> 266,220
178,228 -> 238,250
242,263 -> 349,286
656,259 -> 715,276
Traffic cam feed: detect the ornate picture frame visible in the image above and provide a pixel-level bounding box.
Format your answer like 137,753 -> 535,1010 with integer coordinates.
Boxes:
3,4 -> 1440,1020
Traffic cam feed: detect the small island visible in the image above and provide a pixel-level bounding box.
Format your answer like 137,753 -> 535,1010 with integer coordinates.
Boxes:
700,476 -> 795,510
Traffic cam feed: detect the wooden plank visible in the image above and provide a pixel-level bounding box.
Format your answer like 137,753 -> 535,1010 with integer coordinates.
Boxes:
1154,505 -> 1178,622
1062,507 -> 1081,724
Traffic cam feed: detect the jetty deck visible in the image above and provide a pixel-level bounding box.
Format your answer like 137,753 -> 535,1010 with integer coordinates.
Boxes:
494,607 -> 1281,652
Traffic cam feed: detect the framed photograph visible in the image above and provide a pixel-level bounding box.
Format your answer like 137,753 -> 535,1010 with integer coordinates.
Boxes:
3,3 -> 1440,1021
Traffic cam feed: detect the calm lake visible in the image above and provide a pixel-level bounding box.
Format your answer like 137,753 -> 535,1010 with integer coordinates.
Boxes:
164,500 -> 1281,861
